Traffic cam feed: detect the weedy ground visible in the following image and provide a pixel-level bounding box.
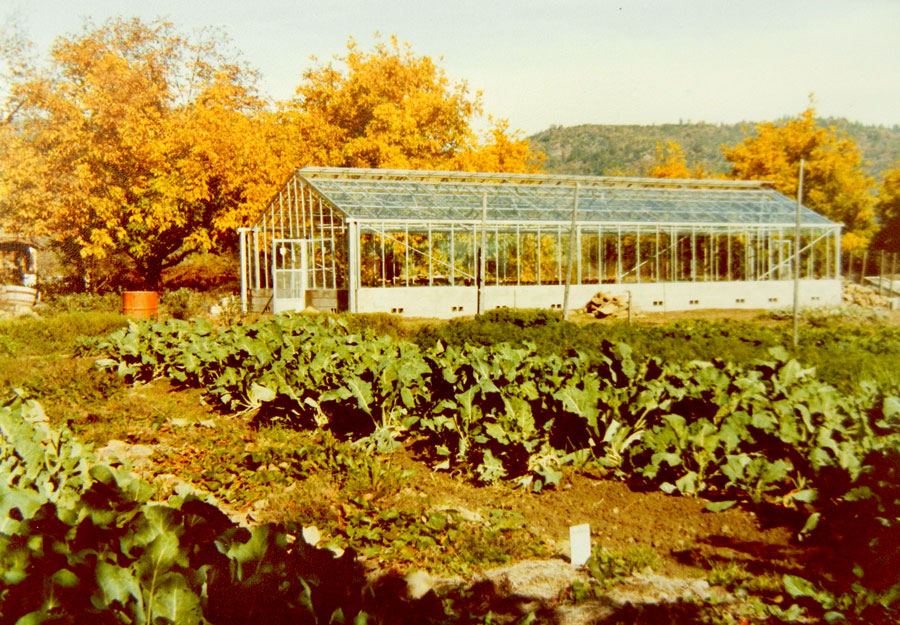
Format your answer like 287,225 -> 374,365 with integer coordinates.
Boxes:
2,302 -> 898,623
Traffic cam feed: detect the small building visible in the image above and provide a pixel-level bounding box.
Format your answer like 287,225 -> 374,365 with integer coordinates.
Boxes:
0,233 -> 39,287
238,167 -> 842,317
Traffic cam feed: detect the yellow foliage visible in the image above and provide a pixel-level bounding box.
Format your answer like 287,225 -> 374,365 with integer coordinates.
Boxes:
452,118 -> 545,173
0,27 -> 541,288
648,141 -> 708,179
287,36 -> 542,173
841,232 -> 869,254
0,18 -> 288,287
724,107 -> 876,243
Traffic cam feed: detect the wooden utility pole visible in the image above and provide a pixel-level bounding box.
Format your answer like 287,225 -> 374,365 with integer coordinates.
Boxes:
562,184 -> 580,320
478,193 -> 487,315
793,159 -> 804,348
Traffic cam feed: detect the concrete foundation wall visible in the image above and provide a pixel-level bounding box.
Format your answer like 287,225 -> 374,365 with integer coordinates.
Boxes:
349,280 -> 842,319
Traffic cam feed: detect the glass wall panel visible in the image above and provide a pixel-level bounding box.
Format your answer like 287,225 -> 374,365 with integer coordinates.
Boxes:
581,231 -> 601,284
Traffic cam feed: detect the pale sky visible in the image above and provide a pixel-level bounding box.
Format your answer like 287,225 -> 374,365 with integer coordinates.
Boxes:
5,0 -> 900,135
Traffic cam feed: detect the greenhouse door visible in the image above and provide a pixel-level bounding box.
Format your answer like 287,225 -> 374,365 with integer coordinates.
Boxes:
271,239 -> 309,313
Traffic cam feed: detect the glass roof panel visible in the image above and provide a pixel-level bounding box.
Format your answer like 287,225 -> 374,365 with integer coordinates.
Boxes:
286,167 -> 838,228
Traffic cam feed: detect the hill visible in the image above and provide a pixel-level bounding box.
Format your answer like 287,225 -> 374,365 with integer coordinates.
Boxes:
528,119 -> 900,179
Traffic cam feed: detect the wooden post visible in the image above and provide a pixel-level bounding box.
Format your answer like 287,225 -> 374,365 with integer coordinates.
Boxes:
238,228 -> 248,312
891,252 -> 897,299
861,250 -> 868,285
793,159 -> 804,348
562,184 -> 580,321
478,194 -> 487,315
880,250 -> 887,295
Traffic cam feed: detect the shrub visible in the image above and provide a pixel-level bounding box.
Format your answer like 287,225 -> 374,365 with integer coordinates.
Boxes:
162,287 -> 200,320
39,291 -> 122,315
162,253 -> 238,291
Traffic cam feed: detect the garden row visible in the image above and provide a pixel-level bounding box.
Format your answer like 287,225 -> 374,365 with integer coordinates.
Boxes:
87,314 -> 900,622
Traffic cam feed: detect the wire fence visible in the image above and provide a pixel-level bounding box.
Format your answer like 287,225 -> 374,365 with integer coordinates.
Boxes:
843,249 -> 899,297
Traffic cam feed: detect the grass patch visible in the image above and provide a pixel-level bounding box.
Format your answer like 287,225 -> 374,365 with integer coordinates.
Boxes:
0,311 -> 127,355
707,560 -> 782,596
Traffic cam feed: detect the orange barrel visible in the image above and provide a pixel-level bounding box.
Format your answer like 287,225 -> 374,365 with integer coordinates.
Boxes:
122,291 -> 159,319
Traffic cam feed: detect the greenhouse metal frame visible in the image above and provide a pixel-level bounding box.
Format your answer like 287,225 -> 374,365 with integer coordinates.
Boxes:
238,167 -> 842,317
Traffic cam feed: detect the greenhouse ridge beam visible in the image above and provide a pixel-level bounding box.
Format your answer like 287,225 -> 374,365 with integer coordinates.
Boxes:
297,166 -> 774,190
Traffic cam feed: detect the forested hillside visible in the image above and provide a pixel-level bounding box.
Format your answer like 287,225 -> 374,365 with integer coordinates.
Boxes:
529,119 -> 900,178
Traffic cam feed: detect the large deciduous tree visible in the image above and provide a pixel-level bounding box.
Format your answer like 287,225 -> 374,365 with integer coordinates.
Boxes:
723,107 -> 876,251
0,19 -> 283,289
286,36 -> 543,173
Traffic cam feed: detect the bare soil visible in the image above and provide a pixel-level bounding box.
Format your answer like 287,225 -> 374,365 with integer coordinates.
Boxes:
381,448 -> 801,581
67,374 -> 804,588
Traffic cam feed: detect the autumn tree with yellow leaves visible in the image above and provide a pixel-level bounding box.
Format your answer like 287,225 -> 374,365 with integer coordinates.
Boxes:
285,36 -> 542,173
723,107 -> 876,251
0,19 -> 289,289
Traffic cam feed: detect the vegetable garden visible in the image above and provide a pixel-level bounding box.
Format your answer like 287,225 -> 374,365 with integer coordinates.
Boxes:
2,307 -> 899,623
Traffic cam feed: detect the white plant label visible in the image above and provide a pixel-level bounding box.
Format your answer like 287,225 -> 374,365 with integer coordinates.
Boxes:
569,523 -> 591,566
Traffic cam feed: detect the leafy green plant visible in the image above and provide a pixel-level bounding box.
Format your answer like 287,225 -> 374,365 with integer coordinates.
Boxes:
325,503 -> 546,577
567,545 -> 660,602
162,287 -> 199,320
38,291 -> 123,315
0,390 -> 376,624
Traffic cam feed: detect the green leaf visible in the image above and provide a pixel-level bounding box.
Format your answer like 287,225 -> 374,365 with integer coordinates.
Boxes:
221,525 -> 271,571
134,532 -> 183,583
353,611 -> 371,625
536,465 -> 564,489
705,500 -> 736,512
50,568 -> 80,588
94,561 -> 143,610
13,610 -> 49,625
800,512 -> 821,536
400,386 -> 415,408
674,472 -> 698,495
344,376 -> 374,414
484,422 -> 509,444
790,489 -> 818,504
783,574 -> 817,598
149,572 -> 202,625
651,452 -> 682,468
248,382 -> 277,404
882,396 -> 900,420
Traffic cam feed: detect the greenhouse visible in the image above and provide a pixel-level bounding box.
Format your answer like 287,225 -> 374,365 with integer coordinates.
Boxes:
237,167 -> 842,317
